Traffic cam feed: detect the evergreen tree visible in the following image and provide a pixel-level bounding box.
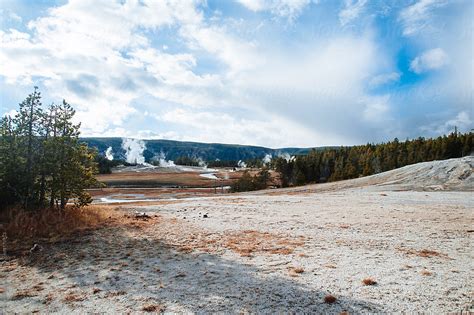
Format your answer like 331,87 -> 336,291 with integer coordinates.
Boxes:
0,88 -> 98,212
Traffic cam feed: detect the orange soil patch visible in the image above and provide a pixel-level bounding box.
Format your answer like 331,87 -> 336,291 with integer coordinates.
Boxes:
138,217 -> 305,258
96,171 -> 235,188
223,230 -> 305,257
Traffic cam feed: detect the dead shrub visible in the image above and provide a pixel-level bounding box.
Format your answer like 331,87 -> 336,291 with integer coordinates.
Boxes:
324,294 -> 337,304
63,292 -> 85,302
12,289 -> 36,300
0,205 -> 120,253
288,266 -> 304,277
362,278 -> 377,286
324,264 -> 337,269
417,249 -> 442,258
397,247 -> 449,259
142,304 -> 164,312
224,230 -> 303,257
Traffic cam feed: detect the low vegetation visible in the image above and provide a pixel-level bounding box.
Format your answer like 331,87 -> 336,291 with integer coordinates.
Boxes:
324,294 -> 337,304
362,278 -> 377,286
0,205 -> 118,253
230,169 -> 270,192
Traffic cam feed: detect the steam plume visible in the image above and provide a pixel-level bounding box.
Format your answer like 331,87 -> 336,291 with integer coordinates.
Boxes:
237,160 -> 247,168
277,152 -> 295,162
105,146 -> 114,161
156,151 -> 176,167
122,138 -> 146,164
262,154 -> 272,164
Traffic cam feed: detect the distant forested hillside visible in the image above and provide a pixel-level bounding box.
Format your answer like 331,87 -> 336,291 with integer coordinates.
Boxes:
81,137 -> 318,162
273,131 -> 473,187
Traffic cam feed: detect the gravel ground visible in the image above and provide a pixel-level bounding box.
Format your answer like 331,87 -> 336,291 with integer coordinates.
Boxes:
1,158 -> 473,313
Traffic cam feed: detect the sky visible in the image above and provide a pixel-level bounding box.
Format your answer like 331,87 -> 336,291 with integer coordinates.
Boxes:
0,0 -> 472,148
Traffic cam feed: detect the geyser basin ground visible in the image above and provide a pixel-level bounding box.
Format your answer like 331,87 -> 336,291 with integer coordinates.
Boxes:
1,157 -> 472,313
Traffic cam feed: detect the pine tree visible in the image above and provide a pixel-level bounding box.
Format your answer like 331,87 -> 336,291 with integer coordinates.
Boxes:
0,88 -> 98,211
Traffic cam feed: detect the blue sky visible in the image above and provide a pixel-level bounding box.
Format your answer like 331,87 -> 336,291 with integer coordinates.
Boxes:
0,0 -> 472,147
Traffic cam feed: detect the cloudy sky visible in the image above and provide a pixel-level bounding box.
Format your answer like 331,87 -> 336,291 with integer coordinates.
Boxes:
0,0 -> 472,148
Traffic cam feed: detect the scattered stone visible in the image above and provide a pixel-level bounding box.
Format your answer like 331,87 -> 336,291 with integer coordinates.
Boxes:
30,244 -> 43,253
134,212 -> 151,220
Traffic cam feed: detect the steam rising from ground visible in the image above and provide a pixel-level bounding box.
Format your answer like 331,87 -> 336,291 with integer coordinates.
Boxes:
196,157 -> 208,168
105,146 -> 114,161
277,152 -> 295,162
155,151 -> 176,167
122,138 -> 146,164
262,154 -> 272,164
237,160 -> 247,168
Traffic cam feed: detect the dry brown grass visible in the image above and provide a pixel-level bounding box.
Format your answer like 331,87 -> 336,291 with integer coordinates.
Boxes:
324,294 -> 337,304
362,278 -> 377,286
12,289 -> 36,300
416,249 -> 443,258
324,264 -> 337,269
96,171 -> 235,188
0,205 -> 122,254
92,288 -> 101,294
398,247 -> 449,259
288,266 -> 305,277
142,304 -> 164,312
223,230 -> 304,257
63,292 -> 85,302
104,290 -> 126,297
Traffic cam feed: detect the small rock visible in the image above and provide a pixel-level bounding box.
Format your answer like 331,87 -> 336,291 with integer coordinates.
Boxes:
30,244 -> 43,253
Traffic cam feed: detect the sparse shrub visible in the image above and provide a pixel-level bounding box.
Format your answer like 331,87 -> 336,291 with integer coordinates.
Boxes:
0,205 -> 118,253
324,294 -> 337,304
142,304 -> 163,312
362,278 -> 377,286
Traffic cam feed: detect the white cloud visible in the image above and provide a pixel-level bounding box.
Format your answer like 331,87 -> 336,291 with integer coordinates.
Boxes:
1,0 -> 470,147
369,72 -> 401,87
410,48 -> 449,74
339,0 -> 367,26
236,0 -> 312,21
444,111 -> 472,130
0,9 -> 22,23
157,108 -> 333,147
420,111 -> 472,135
399,0 -> 448,36
0,0 -> 223,134
361,95 -> 391,123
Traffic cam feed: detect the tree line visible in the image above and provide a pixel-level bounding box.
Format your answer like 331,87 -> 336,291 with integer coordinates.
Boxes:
273,131 -> 473,187
0,88 -> 98,211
